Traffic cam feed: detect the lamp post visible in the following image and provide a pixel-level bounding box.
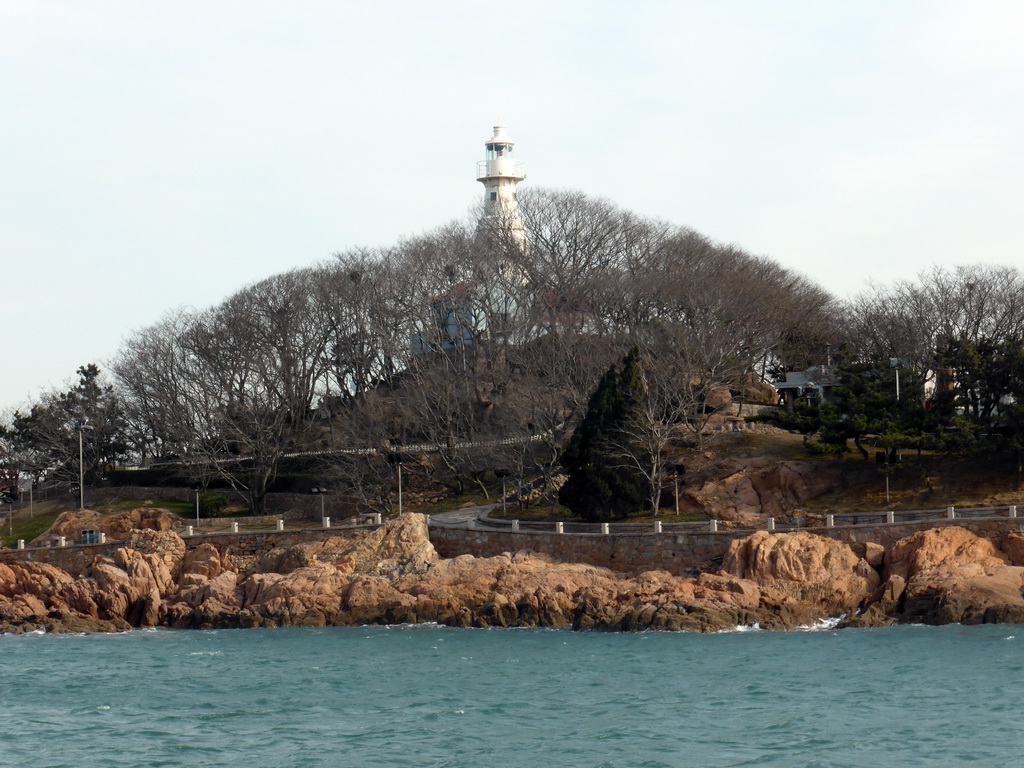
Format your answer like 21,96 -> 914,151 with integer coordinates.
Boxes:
669,463 -> 686,518
495,469 -> 511,517
311,486 -> 327,518
889,358 -> 904,464
74,420 -> 94,510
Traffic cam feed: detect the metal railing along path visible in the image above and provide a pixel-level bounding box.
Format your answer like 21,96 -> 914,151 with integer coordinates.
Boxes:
438,503 -> 1024,537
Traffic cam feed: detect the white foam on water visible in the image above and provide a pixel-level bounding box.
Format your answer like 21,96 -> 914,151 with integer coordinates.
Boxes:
797,615 -> 846,631
719,622 -> 762,633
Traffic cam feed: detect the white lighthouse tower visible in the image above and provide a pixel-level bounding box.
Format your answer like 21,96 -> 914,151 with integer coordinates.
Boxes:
476,125 -> 527,247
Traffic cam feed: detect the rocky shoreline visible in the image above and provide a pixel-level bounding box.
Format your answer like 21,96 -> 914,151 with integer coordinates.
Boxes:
4,513 -> 1024,634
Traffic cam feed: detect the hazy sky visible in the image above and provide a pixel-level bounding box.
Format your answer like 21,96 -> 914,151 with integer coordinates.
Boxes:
2,1 -> 1023,411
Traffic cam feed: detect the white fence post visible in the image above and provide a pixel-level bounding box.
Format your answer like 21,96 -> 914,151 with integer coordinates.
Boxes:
511,520 -> 520,531
230,521 -> 239,533
947,506 -> 956,520
321,517 -> 331,529
653,521 -> 662,534
825,514 -> 835,528
373,513 -> 382,525
185,525 -> 193,537
276,519 -> 284,531
58,536 -> 66,547
424,514 -> 431,526
767,518 -> 775,531
555,522 -> 564,534
99,532 -> 106,544
601,523 -> 610,535
1010,505 -> 1017,519
886,511 -> 895,524
709,519 -> 718,532
17,539 -> 24,550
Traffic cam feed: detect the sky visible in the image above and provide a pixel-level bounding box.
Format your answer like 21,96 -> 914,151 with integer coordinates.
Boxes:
2,1 -> 1023,411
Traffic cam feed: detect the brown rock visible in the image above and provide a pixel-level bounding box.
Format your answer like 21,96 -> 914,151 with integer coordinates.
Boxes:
257,534 -> 367,575
886,527 -> 1024,625
886,526 -> 1008,582
683,458 -> 838,524
1000,531 -> 1024,566
193,570 -> 242,612
739,372 -> 780,405
721,531 -> 880,615
178,542 -> 226,586
705,386 -> 734,410
337,514 -> 437,578
33,507 -> 180,546
850,541 -> 886,569
240,565 -> 350,624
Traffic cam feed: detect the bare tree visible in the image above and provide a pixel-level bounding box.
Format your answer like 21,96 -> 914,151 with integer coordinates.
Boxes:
115,270 -> 333,514
846,264 -> 1024,396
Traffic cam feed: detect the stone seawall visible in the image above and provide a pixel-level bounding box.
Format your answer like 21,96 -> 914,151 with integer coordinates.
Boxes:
429,526 -> 741,574
429,518 -> 1024,575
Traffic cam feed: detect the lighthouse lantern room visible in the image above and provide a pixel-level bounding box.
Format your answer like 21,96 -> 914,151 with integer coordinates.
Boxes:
476,125 -> 526,214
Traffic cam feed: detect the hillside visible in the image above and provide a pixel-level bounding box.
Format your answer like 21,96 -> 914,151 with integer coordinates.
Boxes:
701,431 -> 1024,516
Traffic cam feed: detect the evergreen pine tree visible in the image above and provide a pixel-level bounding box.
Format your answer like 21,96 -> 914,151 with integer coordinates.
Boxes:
559,347 -> 648,521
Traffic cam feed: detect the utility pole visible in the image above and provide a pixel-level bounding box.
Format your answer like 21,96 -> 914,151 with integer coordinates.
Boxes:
74,420 -> 94,510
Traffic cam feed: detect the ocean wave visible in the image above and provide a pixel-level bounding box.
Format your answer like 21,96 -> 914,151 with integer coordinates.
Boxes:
719,622 -> 763,633
797,615 -> 846,631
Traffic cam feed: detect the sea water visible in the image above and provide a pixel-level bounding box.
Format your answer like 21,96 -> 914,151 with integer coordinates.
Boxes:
1,624 -> 1022,767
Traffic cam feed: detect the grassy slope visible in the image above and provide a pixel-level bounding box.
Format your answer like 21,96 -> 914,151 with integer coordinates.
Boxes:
1,496 -> 200,548
1,501 -> 65,548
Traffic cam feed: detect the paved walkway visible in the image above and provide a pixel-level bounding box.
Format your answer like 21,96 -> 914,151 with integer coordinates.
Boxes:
427,503 -> 501,525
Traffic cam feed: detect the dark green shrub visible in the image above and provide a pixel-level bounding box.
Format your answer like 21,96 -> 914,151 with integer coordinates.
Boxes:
198,493 -> 230,518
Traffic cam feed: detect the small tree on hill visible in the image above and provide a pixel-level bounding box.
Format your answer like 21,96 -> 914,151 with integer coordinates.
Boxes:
559,347 -> 649,521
